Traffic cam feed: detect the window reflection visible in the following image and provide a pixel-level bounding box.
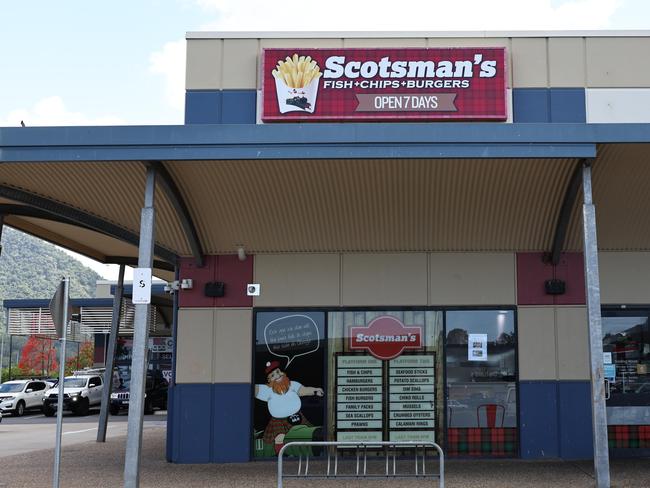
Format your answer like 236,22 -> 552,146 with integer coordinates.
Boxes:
602,314 -> 650,407
446,310 -> 517,428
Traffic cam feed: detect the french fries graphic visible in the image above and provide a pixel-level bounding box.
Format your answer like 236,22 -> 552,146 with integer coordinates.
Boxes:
272,54 -> 322,89
272,53 -> 322,113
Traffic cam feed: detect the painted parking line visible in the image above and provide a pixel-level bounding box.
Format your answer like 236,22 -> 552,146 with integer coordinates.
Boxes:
63,428 -> 96,435
28,414 -> 45,420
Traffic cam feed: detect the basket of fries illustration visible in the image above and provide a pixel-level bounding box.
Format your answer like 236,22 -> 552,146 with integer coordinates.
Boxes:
272,54 -> 322,114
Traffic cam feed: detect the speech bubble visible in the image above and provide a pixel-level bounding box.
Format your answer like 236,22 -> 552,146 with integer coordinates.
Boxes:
264,314 -> 320,368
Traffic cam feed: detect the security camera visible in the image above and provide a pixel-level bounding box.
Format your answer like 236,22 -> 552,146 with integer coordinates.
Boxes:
164,281 -> 180,294
246,283 -> 261,296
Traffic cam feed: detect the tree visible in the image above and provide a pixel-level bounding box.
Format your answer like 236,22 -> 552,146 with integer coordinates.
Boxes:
65,341 -> 94,374
18,336 -> 58,376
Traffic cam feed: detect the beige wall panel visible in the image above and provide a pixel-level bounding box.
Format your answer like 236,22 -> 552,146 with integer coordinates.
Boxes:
426,38 -> 511,86
517,307 -> 557,380
425,38 -> 510,48
556,307 -> 590,380
213,309 -> 253,383
254,254 -> 340,306
343,38 -> 426,47
429,253 -> 516,305
186,39 -> 223,89
342,253 -> 427,306
222,39 -> 259,89
599,252 -> 650,304
586,38 -> 650,87
176,309 -> 214,383
548,38 -> 585,87
260,38 -> 344,48
511,38 -> 547,87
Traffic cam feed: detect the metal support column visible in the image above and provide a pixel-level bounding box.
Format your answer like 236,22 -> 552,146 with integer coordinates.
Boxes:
123,167 -> 157,488
582,162 -> 610,488
97,264 -> 125,442
0,214 -> 4,257
0,309 -> 6,382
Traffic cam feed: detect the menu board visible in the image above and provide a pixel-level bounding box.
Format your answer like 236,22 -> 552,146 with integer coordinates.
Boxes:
336,355 -> 383,442
335,353 -> 436,443
388,355 -> 436,443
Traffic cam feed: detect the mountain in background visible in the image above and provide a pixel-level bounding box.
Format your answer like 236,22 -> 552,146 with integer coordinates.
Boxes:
0,226 -> 101,308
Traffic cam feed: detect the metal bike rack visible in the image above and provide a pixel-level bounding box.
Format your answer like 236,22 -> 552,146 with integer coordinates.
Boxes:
277,440 -> 444,488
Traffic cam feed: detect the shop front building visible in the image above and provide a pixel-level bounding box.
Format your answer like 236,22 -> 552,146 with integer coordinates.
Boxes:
2,31 -> 650,466
166,31 -> 650,463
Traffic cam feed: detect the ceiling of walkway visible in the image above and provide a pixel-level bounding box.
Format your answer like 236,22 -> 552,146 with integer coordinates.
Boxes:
0,143 -> 649,276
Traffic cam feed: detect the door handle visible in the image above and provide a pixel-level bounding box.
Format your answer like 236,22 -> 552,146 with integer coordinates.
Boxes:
604,378 -> 611,400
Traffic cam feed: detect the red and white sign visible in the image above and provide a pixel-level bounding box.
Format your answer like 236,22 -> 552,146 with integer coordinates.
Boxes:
350,315 -> 423,360
262,47 -> 507,122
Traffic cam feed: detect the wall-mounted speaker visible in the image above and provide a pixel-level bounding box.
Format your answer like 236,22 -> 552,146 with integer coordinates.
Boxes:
205,281 -> 225,297
544,279 -> 566,295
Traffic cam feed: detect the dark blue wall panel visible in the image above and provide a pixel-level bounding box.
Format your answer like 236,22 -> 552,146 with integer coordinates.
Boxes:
185,91 -> 223,124
519,381 -> 559,459
221,91 -> 257,124
558,381 -> 593,459
171,383 -> 214,463
513,89 -> 550,122
550,89 -> 586,123
169,383 -> 251,463
513,88 -> 586,123
211,384 -> 251,462
166,385 -> 174,462
185,90 -> 257,124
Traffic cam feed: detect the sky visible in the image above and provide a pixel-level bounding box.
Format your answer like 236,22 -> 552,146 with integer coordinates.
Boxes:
1,0 -> 649,280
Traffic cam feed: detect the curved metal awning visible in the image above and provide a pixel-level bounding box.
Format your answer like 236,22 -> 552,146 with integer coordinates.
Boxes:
0,122 -> 648,268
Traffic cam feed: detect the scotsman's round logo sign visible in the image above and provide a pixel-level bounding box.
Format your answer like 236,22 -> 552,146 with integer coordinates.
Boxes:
349,315 -> 423,360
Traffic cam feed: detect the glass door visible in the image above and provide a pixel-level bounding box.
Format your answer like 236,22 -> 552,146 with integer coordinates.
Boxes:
602,311 -> 650,450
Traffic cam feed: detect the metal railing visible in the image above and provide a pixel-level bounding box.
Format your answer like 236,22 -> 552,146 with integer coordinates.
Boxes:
277,440 -> 444,488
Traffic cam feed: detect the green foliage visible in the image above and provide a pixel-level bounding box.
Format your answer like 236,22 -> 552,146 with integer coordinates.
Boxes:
0,227 -> 100,301
0,227 -> 102,367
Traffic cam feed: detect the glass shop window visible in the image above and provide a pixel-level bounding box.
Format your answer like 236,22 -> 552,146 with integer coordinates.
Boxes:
327,310 -> 444,446
445,310 -> 518,456
602,312 -> 650,407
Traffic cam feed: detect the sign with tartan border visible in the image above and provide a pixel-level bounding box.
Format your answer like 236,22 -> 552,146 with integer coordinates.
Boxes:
261,47 -> 507,122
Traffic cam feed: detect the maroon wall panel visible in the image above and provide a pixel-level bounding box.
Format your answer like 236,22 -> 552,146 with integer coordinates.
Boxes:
178,255 -> 254,308
215,255 -> 254,307
517,252 -> 554,305
554,252 -> 585,305
516,252 -> 585,306
178,255 -> 216,308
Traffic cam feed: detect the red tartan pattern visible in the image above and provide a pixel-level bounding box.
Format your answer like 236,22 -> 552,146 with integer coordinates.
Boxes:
447,428 -> 518,457
262,413 -> 311,445
262,48 -> 507,122
608,425 -> 650,449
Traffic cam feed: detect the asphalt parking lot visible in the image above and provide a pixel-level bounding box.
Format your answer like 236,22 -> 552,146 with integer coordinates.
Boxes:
0,409 -> 166,458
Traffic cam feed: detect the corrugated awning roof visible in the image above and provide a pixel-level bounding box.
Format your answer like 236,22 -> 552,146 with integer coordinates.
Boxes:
0,123 -> 649,268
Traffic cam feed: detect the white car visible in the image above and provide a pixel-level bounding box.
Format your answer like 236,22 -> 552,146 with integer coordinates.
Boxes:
42,374 -> 103,416
0,380 -> 51,416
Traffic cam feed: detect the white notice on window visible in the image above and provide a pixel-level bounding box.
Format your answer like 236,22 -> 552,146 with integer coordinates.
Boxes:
468,333 -> 488,361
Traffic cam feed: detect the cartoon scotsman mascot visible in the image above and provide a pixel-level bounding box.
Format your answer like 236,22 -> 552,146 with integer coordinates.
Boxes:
255,360 -> 324,453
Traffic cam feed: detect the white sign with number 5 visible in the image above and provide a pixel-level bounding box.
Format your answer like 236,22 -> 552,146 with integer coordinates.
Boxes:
132,268 -> 152,304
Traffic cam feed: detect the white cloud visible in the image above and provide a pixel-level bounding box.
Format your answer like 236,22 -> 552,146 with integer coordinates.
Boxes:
0,96 -> 126,127
194,0 -> 622,31
149,39 -> 186,112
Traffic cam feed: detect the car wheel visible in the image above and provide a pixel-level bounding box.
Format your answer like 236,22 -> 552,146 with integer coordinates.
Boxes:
109,406 -> 120,416
15,401 -> 25,417
43,405 -> 55,417
75,398 -> 90,416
